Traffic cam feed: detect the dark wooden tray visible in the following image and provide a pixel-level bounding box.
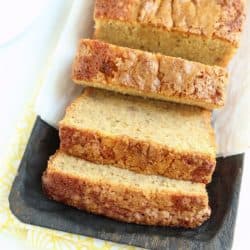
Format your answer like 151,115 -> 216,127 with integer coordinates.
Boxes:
9,117 -> 244,250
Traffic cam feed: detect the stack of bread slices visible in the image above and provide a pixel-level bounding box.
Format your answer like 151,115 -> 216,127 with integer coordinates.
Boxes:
42,0 -> 245,228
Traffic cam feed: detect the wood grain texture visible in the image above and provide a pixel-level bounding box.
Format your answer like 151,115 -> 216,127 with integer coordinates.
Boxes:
9,117 -> 244,250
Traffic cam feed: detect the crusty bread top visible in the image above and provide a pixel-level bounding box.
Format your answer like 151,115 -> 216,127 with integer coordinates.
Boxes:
60,88 -> 216,158
94,0 -> 245,46
48,151 -> 207,196
72,39 -> 228,109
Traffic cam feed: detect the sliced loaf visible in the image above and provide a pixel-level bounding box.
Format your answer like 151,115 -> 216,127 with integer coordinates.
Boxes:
94,0 -> 245,66
42,151 -> 211,228
59,88 -> 216,184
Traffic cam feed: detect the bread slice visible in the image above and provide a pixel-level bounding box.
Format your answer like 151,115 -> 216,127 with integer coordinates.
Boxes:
42,151 -> 211,228
59,88 -> 216,184
94,0 -> 245,66
72,39 -> 228,110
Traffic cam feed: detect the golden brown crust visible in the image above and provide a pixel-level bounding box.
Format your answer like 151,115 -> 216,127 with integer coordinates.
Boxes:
59,126 -> 216,184
72,39 -> 228,109
214,0 -> 246,45
42,158 -> 211,228
94,0 -> 245,46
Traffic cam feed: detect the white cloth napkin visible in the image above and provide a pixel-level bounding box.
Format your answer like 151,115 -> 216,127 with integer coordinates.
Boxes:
36,0 -> 250,157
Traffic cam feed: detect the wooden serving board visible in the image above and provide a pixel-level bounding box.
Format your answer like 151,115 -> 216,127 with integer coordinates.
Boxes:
9,117 -> 244,250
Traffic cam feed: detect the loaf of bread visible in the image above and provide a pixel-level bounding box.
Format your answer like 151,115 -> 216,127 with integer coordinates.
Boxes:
72,39 -> 228,109
42,151 -> 211,228
59,88 -> 216,184
94,0 -> 245,66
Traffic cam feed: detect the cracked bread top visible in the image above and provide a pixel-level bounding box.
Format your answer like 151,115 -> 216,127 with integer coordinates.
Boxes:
72,39 -> 228,109
94,0 -> 245,46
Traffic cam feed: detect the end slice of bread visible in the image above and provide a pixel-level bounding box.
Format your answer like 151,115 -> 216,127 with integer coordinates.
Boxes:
94,0 -> 245,66
72,39 -> 228,110
59,88 -> 216,184
42,151 -> 211,228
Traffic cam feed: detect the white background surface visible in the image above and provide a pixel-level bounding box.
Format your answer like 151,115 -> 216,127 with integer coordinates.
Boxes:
0,1 -> 249,249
